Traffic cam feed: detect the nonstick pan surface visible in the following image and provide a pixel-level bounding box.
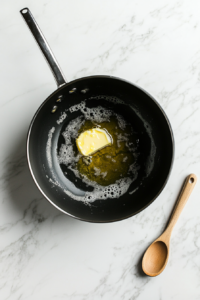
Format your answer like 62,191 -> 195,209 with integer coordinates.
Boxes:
21,8 -> 174,222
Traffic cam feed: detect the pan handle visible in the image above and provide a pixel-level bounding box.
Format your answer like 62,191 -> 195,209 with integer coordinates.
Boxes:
20,8 -> 67,87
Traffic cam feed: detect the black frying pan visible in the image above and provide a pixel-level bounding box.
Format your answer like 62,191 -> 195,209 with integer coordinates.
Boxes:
20,8 -> 174,223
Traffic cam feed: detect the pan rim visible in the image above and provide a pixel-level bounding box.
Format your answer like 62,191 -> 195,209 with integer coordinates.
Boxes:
27,75 -> 175,223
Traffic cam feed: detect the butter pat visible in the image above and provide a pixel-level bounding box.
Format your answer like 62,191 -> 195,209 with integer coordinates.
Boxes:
76,128 -> 112,156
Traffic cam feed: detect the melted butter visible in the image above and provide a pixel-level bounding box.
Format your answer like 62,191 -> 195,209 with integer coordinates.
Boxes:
76,128 -> 112,156
76,117 -> 137,186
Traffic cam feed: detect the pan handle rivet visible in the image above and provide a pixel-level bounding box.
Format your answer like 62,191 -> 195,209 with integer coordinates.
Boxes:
51,105 -> 58,113
69,88 -> 76,94
81,88 -> 89,94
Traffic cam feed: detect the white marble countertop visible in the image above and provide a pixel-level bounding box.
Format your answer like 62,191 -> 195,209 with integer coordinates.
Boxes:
1,0 -> 200,299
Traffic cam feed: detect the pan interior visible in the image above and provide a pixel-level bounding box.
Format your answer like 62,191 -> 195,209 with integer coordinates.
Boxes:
57,98 -> 141,199
28,76 -> 174,222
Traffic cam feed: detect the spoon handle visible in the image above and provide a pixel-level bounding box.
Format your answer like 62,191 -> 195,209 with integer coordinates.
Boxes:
164,174 -> 197,237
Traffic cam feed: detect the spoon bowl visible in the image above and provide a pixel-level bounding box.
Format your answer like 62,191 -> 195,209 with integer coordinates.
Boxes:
142,174 -> 197,276
142,240 -> 168,276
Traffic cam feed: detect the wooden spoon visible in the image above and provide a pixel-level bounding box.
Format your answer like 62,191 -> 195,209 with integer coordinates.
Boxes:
142,173 -> 197,277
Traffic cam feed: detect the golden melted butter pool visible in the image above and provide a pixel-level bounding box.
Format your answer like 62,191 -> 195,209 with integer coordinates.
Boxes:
76,116 -> 136,186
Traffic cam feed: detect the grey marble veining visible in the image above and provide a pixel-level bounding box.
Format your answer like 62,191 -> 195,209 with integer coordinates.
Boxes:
1,0 -> 200,299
